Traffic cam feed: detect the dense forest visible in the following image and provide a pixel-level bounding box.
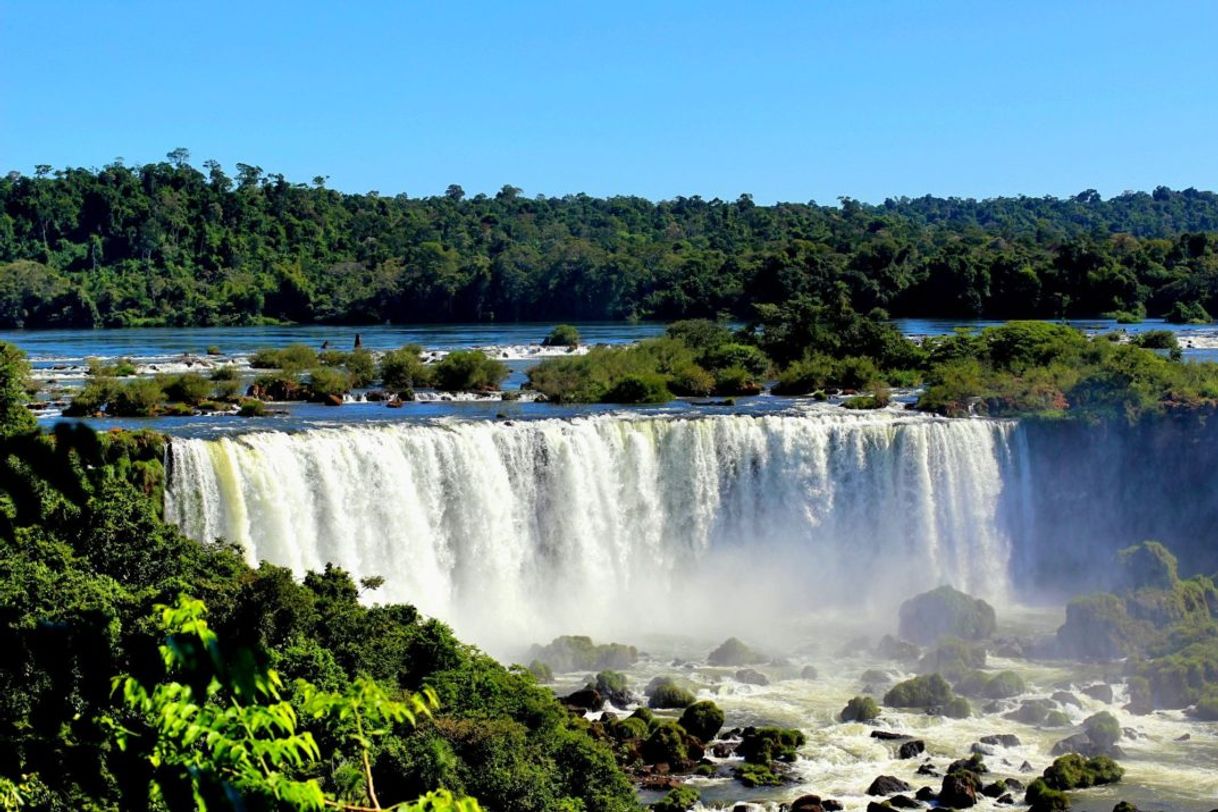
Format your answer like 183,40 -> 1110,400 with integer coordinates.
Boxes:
2,151 -> 1218,328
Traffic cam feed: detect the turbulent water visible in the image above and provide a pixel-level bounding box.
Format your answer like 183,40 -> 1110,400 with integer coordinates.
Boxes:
166,411 -> 1018,647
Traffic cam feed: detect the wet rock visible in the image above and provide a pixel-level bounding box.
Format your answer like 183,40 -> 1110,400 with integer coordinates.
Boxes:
1019,761 -> 1035,772
801,665 -> 820,679
323,393 -> 344,406
735,668 -> 770,686
711,742 -> 737,758
1122,727 -> 1142,740
789,795 -> 826,812
1052,690 -> 1083,707
916,762 -> 939,776
979,734 -> 1021,748
708,637 -> 763,666
915,786 -> 937,802
888,795 -> 920,809
1005,698 -> 1056,724
770,656 -> 792,667
1083,683 -> 1115,703
939,772 -> 978,807
836,634 -> 870,657
876,634 -> 921,662
562,688 -> 602,710
866,804 -> 889,812
997,794 -> 1015,805
867,775 -> 913,795
970,743 -> 995,756
822,802 -> 843,812
871,730 -> 908,741
898,740 -> 926,759
1176,733 -> 1192,741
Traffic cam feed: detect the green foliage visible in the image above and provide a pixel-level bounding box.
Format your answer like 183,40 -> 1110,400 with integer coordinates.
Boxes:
736,726 -> 805,766
307,366 -> 352,399
1118,540 -> 1179,590
1025,778 -> 1070,811
526,635 -> 639,673
651,785 -> 698,812
646,678 -> 695,710
883,673 -> 954,708
1132,330 -> 1179,350
161,371 -> 213,405
954,669 -> 1026,699
432,351 -> 508,392
733,762 -> 781,787
917,638 -> 987,681
943,695 -> 972,718
839,695 -> 880,722
898,585 -> 997,645
108,378 -> 167,416
677,701 -> 724,742
1041,753 -> 1124,790
1165,300 -> 1212,324
381,345 -> 433,392
251,345 -> 318,372
542,325 -> 581,348
345,348 -> 377,388
0,342 -> 36,437
1083,711 -> 1121,750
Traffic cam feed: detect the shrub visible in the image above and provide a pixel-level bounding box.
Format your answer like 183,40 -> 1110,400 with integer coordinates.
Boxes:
703,343 -> 769,376
1165,300 -> 1211,324
601,372 -> 671,403
526,660 -> 553,683
678,700 -> 724,742
345,348 -> 377,387
1117,540 -> 1179,590
840,695 -> 880,722
641,721 -> 689,764
161,372 -> 212,405
1041,753 -> 1124,789
250,344 -> 317,371
899,585 -> 997,645
666,363 -> 715,397
527,635 -> 639,672
65,378 -> 118,416
432,350 -> 508,392
380,345 -> 432,391
209,365 -> 238,382
307,366 -> 352,399
237,398 -> 266,417
1132,330 -> 1178,350
108,378 -> 166,416
771,354 -> 835,395
712,365 -> 763,396
542,324 -> 582,347
884,674 -> 954,708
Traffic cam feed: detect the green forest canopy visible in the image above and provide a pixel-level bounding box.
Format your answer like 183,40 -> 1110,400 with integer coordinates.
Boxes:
2,152 -> 1218,327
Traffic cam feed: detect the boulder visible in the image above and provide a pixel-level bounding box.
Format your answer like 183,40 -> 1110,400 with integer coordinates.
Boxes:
940,772 -> 978,807
801,664 -> 820,679
678,701 -> 725,743
562,688 -> 602,710
898,740 -> 926,760
888,795 -> 920,809
735,668 -> 770,686
708,637 -> 763,666
914,786 -> 937,801
898,586 -> 997,645
870,730 -> 907,741
867,775 -> 912,795
1083,683 -> 1115,703
980,734 -> 1021,748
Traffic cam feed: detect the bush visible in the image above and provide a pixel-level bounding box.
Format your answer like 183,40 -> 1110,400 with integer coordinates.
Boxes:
108,378 -> 166,416
161,372 -> 212,405
65,378 -> 118,416
1117,540 -> 1179,590
210,365 -> 238,382
840,695 -> 880,722
898,585 -> 997,645
542,324 -> 582,347
652,786 -> 699,812
678,700 -> 724,742
432,350 -> 508,392
380,345 -> 432,391
307,366 -> 352,399
345,348 -> 377,387
526,660 -> 553,683
884,673 -> 954,708
250,344 -> 317,371
527,635 -> 639,672
1165,300 -> 1212,324
641,721 -> 689,764
601,372 -> 672,403
712,365 -> 763,396
771,354 -> 835,396
1132,330 -> 1179,350
237,398 -> 266,417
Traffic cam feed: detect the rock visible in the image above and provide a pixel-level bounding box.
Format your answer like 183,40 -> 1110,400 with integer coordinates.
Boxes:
323,393 -> 344,406
898,585 -> 997,645
866,804 -> 889,812
898,740 -> 926,759
790,796 -> 826,812
980,734 -> 1021,748
822,802 -> 843,812
888,795 -> 920,809
867,775 -> 912,795
1052,690 -> 1082,707
939,772 -> 978,808
970,743 -> 995,756
1005,698 -> 1056,724
562,688 -> 602,710
870,730 -> 908,741
1176,733 -> 1192,741
679,701 -> 725,742
801,665 -> 820,679
1083,683 -> 1115,703
1019,761 -> 1034,772
875,634 -> 921,661
711,742 -> 737,758
916,762 -> 938,776
997,794 -> 1015,805
735,668 -> 770,686
708,637 -> 763,666
836,634 -> 870,657
982,781 -> 1007,798
915,786 -> 937,802
770,656 -> 792,667
386,396 -> 405,408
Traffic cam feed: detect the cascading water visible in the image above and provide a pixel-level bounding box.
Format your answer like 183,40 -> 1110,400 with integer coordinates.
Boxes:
165,412 -> 1018,648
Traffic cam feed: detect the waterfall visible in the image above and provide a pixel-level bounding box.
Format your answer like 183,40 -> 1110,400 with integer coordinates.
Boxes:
165,412 -> 1018,648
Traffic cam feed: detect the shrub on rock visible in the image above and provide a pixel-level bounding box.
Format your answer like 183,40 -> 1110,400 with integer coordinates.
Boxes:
678,701 -> 725,742
708,637 -> 763,666
1083,711 -> 1121,751
648,677 -> 696,709
884,674 -> 954,708
918,639 -> 987,680
738,726 -> 805,766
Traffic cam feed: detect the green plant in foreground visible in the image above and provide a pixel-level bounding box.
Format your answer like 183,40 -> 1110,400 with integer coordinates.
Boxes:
104,595 -> 479,812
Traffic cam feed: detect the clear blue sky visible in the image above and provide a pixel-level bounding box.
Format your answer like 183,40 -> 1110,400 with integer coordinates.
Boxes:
2,1 -> 1216,203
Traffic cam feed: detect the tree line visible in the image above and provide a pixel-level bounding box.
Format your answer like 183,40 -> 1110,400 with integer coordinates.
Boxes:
2,150 -> 1218,328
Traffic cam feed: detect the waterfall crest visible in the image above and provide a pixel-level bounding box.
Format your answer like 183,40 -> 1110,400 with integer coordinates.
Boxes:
165,412 -> 1017,647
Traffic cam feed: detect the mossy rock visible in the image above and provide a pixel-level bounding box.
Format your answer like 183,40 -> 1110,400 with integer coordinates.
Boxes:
884,673 -> 954,708
1043,710 -> 1072,728
840,695 -> 880,722
943,695 -> 972,719
652,786 -> 699,812
707,636 -> 762,666
1025,778 -> 1070,811
1042,753 -> 1124,789
737,726 -> 806,766
527,635 -> 639,672
1118,541 -> 1179,591
1083,711 -> 1121,751
734,762 -> 782,787
918,638 -> 987,681
678,700 -> 724,742
898,585 -> 997,646
648,677 -> 696,709
641,722 -> 689,766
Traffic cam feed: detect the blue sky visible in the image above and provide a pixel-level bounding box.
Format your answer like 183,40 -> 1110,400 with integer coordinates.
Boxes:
2,1 -> 1216,203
